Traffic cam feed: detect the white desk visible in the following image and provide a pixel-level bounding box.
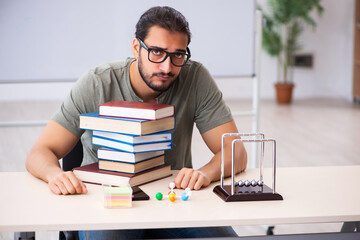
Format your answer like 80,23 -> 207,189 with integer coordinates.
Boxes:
1,166 -> 360,232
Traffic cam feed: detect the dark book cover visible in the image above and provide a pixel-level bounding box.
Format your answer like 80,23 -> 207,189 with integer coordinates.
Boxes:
73,162 -> 172,187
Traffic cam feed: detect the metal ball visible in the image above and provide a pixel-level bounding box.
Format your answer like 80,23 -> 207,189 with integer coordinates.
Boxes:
244,180 -> 251,187
251,179 -> 257,187
257,180 -> 264,186
238,180 -> 244,187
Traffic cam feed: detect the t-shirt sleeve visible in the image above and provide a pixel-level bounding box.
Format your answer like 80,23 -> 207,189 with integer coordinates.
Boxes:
194,65 -> 233,134
51,70 -> 101,137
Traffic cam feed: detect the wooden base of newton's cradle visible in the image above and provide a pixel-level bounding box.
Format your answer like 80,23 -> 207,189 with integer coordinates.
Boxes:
213,184 -> 283,202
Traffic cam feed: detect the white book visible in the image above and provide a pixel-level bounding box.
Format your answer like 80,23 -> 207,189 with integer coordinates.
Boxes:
97,148 -> 164,163
92,136 -> 172,153
98,101 -> 175,120
92,131 -> 172,144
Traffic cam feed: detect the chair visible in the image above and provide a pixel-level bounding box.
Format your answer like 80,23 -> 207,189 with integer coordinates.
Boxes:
62,140 -> 83,172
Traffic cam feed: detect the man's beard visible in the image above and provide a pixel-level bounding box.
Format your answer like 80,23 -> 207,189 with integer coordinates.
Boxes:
138,58 -> 176,93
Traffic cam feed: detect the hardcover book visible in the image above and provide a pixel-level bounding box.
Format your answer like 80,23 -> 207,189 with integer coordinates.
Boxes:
93,131 -> 172,144
99,101 -> 175,120
98,155 -> 165,174
73,162 -> 172,187
92,135 -> 172,153
79,111 -> 175,135
97,148 -> 164,163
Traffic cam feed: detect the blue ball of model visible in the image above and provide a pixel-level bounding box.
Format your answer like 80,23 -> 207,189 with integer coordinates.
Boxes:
181,192 -> 189,201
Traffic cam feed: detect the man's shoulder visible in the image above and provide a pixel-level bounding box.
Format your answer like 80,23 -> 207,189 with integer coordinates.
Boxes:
183,59 -> 203,71
89,57 -> 135,76
179,59 -> 212,83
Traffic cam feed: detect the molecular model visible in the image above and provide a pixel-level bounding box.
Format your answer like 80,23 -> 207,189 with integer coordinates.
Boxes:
155,182 -> 192,202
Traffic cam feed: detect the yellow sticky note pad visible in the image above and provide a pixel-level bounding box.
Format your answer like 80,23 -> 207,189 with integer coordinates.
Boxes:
103,185 -> 133,208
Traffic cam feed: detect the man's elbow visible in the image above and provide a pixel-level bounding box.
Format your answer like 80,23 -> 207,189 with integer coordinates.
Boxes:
25,147 -> 36,173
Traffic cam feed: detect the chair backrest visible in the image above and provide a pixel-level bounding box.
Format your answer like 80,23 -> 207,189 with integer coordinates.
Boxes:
62,140 -> 83,171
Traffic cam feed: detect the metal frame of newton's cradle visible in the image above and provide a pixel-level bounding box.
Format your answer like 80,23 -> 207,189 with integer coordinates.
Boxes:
213,133 -> 283,202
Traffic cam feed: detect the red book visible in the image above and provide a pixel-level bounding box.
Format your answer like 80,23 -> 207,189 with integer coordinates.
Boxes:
99,101 -> 175,120
73,162 -> 172,187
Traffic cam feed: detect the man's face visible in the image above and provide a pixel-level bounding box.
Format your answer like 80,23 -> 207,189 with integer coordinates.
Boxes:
136,26 -> 188,92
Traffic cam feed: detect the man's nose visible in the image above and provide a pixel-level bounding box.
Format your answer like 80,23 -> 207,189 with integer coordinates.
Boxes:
159,56 -> 172,73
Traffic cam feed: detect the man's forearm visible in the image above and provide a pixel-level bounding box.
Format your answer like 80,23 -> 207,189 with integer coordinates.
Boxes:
26,147 -> 64,183
199,143 -> 247,182
198,152 -> 221,182
26,146 -> 88,195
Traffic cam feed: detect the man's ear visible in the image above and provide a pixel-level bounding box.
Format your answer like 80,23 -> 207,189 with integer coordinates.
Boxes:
132,38 -> 140,59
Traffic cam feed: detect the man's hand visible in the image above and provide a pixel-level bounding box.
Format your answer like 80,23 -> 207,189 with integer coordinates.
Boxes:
25,120 -> 86,195
48,171 -> 88,195
174,168 -> 211,190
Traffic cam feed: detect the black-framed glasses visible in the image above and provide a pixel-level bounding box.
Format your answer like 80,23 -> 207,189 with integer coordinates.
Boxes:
138,39 -> 191,67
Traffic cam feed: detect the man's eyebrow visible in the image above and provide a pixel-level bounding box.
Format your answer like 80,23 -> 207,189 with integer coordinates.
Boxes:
149,45 -> 186,53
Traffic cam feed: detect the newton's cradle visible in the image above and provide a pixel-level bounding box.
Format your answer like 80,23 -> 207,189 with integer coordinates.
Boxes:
213,133 -> 283,202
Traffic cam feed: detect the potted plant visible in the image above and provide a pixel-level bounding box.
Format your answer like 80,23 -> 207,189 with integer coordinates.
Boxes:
259,0 -> 323,104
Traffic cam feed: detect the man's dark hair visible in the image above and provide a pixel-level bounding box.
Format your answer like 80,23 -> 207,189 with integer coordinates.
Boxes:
135,6 -> 191,45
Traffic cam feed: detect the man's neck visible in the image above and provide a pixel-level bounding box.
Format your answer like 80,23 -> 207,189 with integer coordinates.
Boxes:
129,61 -> 159,103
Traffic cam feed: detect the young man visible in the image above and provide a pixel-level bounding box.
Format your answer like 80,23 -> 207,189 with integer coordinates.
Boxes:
26,6 -> 247,238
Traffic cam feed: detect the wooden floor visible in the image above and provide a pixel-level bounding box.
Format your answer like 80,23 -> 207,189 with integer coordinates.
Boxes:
0,98 -> 359,239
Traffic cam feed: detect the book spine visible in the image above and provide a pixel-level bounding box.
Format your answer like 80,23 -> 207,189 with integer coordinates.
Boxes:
99,163 -> 167,175
92,134 -> 172,146
97,148 -> 165,163
91,142 -> 172,153
98,154 -> 165,164
80,127 -> 142,136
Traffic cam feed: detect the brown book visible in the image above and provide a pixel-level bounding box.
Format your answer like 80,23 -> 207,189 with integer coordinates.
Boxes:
79,112 -> 175,135
73,162 -> 172,186
97,148 -> 164,164
99,155 -> 165,174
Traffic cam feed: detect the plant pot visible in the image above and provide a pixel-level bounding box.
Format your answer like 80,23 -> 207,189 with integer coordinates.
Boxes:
274,83 -> 295,104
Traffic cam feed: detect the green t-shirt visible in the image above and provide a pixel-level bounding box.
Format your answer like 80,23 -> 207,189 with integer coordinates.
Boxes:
52,58 -> 233,169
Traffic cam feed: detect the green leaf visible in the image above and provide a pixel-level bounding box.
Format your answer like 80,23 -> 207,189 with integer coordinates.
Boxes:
259,0 -> 323,83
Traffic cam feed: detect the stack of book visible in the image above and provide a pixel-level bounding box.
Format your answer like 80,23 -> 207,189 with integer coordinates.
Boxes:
73,101 -> 175,186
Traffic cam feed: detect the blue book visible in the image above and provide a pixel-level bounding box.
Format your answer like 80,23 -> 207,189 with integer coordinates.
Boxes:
79,111 -> 175,135
92,131 -> 172,145
92,135 -> 172,153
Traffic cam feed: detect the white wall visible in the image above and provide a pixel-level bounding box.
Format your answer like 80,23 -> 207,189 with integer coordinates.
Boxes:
0,0 -> 354,101
255,0 -> 355,100
0,0 -> 255,80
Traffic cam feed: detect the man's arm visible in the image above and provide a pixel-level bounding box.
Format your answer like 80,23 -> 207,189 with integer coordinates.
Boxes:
174,120 -> 247,190
25,120 -> 88,195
